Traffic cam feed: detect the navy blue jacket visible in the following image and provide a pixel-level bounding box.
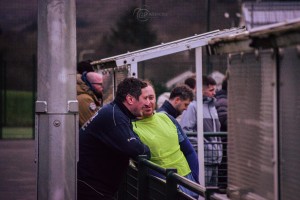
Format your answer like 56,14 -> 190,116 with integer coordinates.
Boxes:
215,89 -> 228,132
77,100 -> 150,197
157,100 -> 181,119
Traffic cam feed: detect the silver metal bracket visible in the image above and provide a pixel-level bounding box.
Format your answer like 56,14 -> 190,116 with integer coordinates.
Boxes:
68,100 -> 79,113
35,101 -> 47,113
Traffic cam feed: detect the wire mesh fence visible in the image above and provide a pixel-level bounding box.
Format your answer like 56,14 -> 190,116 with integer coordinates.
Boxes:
186,132 -> 227,191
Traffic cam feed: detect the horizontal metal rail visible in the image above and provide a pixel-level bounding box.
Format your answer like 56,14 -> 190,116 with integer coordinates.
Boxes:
138,155 -> 169,175
186,132 -> 228,137
186,132 -> 228,190
117,133 -> 228,199
169,173 -> 207,194
138,156 -> 208,199
91,27 -> 245,69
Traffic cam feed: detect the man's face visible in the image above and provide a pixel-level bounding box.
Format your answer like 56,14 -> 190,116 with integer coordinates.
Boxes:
172,97 -> 191,115
91,76 -> 104,97
129,87 -> 151,117
203,84 -> 216,98
141,85 -> 156,117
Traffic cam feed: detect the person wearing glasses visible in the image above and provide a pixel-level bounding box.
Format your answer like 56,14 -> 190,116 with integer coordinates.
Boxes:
77,71 -> 104,127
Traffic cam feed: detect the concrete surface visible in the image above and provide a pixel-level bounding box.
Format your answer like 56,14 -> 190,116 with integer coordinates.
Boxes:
0,140 -> 36,200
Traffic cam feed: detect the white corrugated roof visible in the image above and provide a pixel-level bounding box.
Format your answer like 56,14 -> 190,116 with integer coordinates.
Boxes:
242,2 -> 300,30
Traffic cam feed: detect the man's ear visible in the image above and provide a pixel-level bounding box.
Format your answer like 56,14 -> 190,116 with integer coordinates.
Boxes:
125,94 -> 134,105
174,96 -> 181,104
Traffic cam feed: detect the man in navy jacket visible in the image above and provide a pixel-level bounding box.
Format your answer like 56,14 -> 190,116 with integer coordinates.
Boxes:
77,77 -> 151,200
157,84 -> 194,119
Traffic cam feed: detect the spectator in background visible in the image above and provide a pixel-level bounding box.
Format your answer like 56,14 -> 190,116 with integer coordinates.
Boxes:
210,70 -> 225,92
180,75 -> 222,187
157,84 -> 194,119
76,71 -> 104,128
77,60 -> 94,74
133,82 -> 199,198
77,77 -> 151,200
156,91 -> 170,109
184,76 -> 196,95
215,75 -> 228,132
156,74 -> 196,110
215,74 -> 228,189
76,60 -> 100,128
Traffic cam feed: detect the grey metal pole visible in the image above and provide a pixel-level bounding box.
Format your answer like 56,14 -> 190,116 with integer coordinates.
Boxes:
36,0 -> 78,199
195,47 -> 205,186
0,55 -> 3,139
32,54 -> 37,139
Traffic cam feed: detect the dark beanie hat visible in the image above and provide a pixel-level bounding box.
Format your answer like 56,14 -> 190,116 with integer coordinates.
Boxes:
77,60 -> 94,74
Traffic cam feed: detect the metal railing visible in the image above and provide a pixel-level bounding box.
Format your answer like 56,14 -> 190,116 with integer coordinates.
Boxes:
186,132 -> 228,191
116,155 -> 219,200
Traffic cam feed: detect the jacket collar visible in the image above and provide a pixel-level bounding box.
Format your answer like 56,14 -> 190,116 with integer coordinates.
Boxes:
203,96 -> 216,105
162,100 -> 180,118
114,99 -> 137,119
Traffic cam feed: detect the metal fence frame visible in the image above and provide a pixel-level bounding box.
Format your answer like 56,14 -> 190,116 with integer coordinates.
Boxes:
116,155 -> 221,200
186,132 -> 228,190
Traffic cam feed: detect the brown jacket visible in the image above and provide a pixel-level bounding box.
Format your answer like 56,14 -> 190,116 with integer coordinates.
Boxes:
76,74 -> 101,127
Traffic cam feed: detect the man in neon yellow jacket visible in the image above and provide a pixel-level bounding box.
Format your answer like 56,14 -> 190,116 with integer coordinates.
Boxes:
133,82 -> 199,198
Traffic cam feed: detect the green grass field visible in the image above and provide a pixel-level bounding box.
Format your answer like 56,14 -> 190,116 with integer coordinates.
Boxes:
1,127 -> 34,139
1,90 -> 35,139
5,90 -> 34,126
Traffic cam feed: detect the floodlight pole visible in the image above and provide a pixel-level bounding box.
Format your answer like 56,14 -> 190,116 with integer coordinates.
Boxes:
36,0 -> 78,199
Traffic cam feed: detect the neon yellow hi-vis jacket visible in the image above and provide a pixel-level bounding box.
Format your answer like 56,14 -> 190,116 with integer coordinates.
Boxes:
133,112 -> 191,176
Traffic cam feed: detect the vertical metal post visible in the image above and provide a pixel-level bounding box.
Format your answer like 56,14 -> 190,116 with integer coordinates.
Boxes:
138,155 -> 149,199
0,56 -> 7,138
274,48 -> 280,200
195,47 -> 205,186
32,54 -> 37,139
206,0 -> 210,32
2,59 -> 7,127
205,0 -> 211,74
0,55 -> 3,139
36,0 -> 77,199
130,62 -> 138,78
166,169 -> 177,200
139,0 -> 146,79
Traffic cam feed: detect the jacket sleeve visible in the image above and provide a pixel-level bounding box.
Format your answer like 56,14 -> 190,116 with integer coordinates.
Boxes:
180,138 -> 199,183
85,110 -> 151,160
106,122 -> 151,160
167,114 -> 199,183
178,126 -> 199,183
179,102 -> 197,132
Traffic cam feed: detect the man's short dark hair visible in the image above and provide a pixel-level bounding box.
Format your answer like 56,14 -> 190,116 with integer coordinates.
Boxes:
169,85 -> 194,101
203,75 -> 216,87
184,77 -> 196,90
115,77 -> 148,102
